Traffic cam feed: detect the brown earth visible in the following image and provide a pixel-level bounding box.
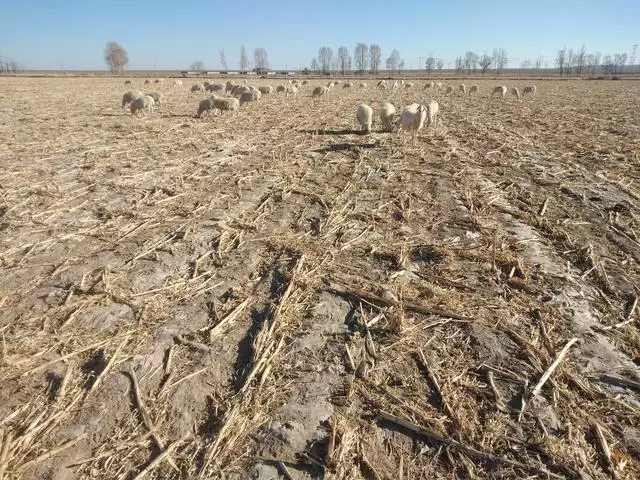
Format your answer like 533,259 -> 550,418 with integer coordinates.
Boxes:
0,76 -> 639,479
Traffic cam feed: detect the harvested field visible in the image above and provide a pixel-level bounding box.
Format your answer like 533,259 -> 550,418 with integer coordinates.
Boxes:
1,76 -> 639,479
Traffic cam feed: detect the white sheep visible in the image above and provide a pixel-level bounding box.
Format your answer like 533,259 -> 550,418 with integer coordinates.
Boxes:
492,86 -> 507,98
435,82 -> 443,89
276,85 -> 287,94
343,82 -> 353,89
312,86 -> 328,101
286,85 -> 298,97
511,87 -> 521,101
226,81 -> 234,93
398,103 -> 427,146
423,82 -> 435,90
145,91 -> 162,107
469,84 -> 479,95
197,98 -> 214,117
360,82 -> 367,89
445,85 -> 454,94
404,82 -> 414,89
377,80 -> 387,90
334,80 -> 341,85
206,83 -> 225,93
131,95 -> 155,116
327,81 -> 335,88
239,91 -> 260,106
191,84 -> 205,93
356,104 -> 373,133
124,80 -> 132,85
302,80 -> 309,85
392,81 -> 399,90
173,80 -> 183,88
458,84 -> 466,94
258,85 -> 273,95
210,95 -> 240,116
144,79 -> 151,85
380,102 -> 396,132
523,85 -> 537,96
426,100 -> 439,127
232,85 -> 252,97
154,79 -> 163,84
121,90 -> 143,109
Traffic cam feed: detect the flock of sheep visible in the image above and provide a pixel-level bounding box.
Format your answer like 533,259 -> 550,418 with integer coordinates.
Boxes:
119,77 -> 537,144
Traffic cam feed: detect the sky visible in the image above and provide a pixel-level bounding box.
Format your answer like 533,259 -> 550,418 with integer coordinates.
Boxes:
0,0 -> 638,70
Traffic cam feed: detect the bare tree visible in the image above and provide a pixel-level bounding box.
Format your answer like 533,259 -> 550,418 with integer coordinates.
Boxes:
592,51 -> 601,74
386,49 -> 401,73
436,59 -> 444,70
425,56 -> 436,73
520,59 -> 532,69
566,49 -> 575,76
338,46 -> 349,74
369,44 -> 382,74
556,48 -> 567,76
240,45 -> 248,71
254,48 -> 269,70
354,43 -> 368,72
602,55 -> 614,74
463,51 -> 479,74
310,58 -> 319,72
455,56 -> 464,73
492,48 -> 507,75
219,49 -> 228,70
534,56 -> 543,72
630,44 -> 638,73
478,54 -> 492,75
191,60 -> 205,72
575,44 -> 587,76
318,47 -> 333,73
104,41 -> 128,73
614,53 -> 628,74
398,59 -> 405,73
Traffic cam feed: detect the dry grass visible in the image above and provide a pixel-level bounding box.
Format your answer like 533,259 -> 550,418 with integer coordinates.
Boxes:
0,76 -> 639,479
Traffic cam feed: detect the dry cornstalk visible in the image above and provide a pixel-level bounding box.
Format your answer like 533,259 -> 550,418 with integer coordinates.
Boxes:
591,422 -> 617,479
0,430 -> 13,479
531,337 -> 578,398
15,434 -> 87,472
89,338 -> 127,394
132,433 -> 190,480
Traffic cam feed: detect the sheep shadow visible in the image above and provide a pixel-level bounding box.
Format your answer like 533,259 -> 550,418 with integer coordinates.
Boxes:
312,142 -> 377,153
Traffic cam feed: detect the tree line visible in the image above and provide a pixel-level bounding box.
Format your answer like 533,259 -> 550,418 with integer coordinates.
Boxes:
311,44 -> 431,74
554,46 -> 629,76
0,54 -> 21,74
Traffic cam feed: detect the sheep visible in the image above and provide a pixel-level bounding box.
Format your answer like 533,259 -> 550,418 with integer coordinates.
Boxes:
360,82 -> 367,89
445,85 -> 454,94
286,85 -> 298,97
124,80 -> 132,85
210,95 -> 240,116
197,98 -> 214,117
232,85 -> 252,97
154,79 -> 163,84
226,81 -> 234,93
523,85 -> 537,96
380,102 -> 396,132
276,85 -> 287,94
377,80 -> 387,90
191,84 -> 205,93
392,81 -> 399,90
144,80 -> 151,85
492,85 -> 507,98
458,84 -> 466,94
334,80 -> 341,85
130,95 -> 155,116
302,80 -> 309,85
204,81 -> 210,87
312,86 -> 328,101
239,91 -> 260,106
327,81 -> 335,88
469,84 -> 479,95
398,103 -> 427,146
423,82 -> 435,90
121,90 -> 143,109
435,82 -> 443,89
258,85 -> 273,95
173,80 -> 183,88
343,82 -> 353,89
145,91 -> 162,107
356,104 -> 373,134
404,82 -> 414,89
511,87 -> 521,101
206,83 -> 225,93
426,100 -> 439,127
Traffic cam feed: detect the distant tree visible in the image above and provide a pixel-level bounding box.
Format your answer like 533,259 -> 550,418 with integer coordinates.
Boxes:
338,46 -> 349,74
386,49 -> 401,73
318,46 -> 333,72
369,44 -> 382,74
254,48 -> 269,70
602,55 -> 614,74
331,56 -> 340,71
455,56 -> 464,73
436,58 -> 444,70
191,60 -> 205,72
239,45 -> 248,71
425,56 -> 436,73
575,44 -> 587,76
592,51 -> 602,74
219,49 -> 228,70
464,51 -> 478,74
566,49 -> 575,76
398,59 -> 405,72
613,52 -> 628,73
556,48 -> 567,76
479,54 -> 492,74
354,43 -> 368,72
346,56 -> 352,71
104,41 -> 128,73
492,48 -> 508,75
310,58 -> 319,72
520,59 -> 532,69
534,56 -> 543,72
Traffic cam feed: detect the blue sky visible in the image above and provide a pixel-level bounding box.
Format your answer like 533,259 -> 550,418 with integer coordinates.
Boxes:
1,0 -> 637,70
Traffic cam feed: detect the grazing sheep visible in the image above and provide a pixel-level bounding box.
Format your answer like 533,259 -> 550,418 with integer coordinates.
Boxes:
523,85 -> 537,96
458,84 -> 466,94
312,86 -> 328,101
426,100 -> 439,126
239,91 -> 260,106
327,81 -> 335,88
334,80 -> 341,85
154,79 -> 163,84
210,95 -> 240,116
232,85 -> 252,97
404,82 -> 414,89
392,81 -> 399,90
469,84 -> 479,95
380,102 -> 396,131
398,103 -> 427,146
423,82 -> 435,90
445,85 -> 454,94
286,85 -> 298,97
360,82 -> 367,89
356,104 -> 373,133
435,82 -> 443,89
276,85 -> 287,94
124,80 -> 132,85
492,85 -> 507,98
343,82 -> 353,89
197,98 -> 214,118
258,85 -> 273,95
377,80 -> 388,90
121,90 -> 143,109
302,80 -> 309,85
173,80 -> 183,88
206,83 -> 225,93
145,91 -> 162,107
130,95 -> 155,116
144,80 -> 151,85
204,81 -> 211,87
191,84 -> 205,93
511,87 -> 521,101
226,81 -> 234,93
